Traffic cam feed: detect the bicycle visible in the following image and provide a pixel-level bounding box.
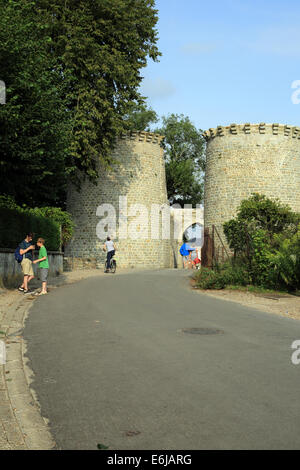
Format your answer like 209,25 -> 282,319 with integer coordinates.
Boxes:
104,254 -> 116,273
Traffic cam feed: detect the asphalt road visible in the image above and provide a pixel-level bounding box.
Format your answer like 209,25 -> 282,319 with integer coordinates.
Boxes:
24,270 -> 300,450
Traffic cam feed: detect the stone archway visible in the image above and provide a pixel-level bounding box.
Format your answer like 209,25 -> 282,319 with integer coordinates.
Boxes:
170,207 -> 204,268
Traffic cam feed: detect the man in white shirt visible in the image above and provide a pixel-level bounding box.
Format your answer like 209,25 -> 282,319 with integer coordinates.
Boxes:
103,236 -> 116,272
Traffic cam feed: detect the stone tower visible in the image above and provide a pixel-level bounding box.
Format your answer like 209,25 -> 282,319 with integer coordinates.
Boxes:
203,123 -> 300,246
65,131 -> 172,269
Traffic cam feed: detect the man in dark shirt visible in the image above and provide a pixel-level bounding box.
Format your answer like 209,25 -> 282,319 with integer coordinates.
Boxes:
18,232 -> 35,293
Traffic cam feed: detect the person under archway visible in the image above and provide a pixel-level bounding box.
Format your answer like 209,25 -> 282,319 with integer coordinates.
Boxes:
179,241 -> 196,269
191,248 -> 201,270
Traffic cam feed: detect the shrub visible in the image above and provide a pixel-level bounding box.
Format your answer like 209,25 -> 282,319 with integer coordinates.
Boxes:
194,259 -> 251,290
248,229 -> 273,287
0,195 -> 19,210
0,196 -> 74,249
220,261 -> 250,286
31,206 -> 74,246
0,207 -> 60,251
223,194 -> 300,290
193,268 -> 227,289
223,193 -> 300,256
267,227 -> 300,291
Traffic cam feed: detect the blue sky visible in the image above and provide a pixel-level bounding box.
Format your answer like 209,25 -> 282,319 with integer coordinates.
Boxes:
140,0 -> 300,131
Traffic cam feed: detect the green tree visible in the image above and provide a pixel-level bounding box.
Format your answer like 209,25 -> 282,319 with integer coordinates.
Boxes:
237,193 -> 299,242
0,0 -> 161,206
223,194 -> 300,289
268,227 -> 300,290
154,114 -> 205,206
37,0 -> 161,188
0,0 -> 70,207
0,196 -> 74,248
32,206 -> 75,247
224,194 -> 300,255
123,103 -> 159,132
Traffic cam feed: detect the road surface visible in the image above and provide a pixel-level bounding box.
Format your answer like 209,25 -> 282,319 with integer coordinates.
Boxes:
24,270 -> 300,449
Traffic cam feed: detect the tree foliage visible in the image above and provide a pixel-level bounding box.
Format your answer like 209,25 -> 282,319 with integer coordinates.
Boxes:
123,102 -> 159,132
223,194 -> 300,290
0,195 -> 74,247
32,206 -> 75,247
268,228 -> 300,289
0,0 -> 161,206
154,114 -> 205,206
223,194 -> 299,254
0,0 -> 70,207
0,207 -> 61,251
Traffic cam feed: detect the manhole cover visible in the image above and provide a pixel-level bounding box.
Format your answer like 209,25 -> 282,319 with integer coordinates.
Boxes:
181,328 -> 224,335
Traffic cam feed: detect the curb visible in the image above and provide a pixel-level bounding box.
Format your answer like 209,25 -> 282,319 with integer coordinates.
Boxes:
0,293 -> 55,450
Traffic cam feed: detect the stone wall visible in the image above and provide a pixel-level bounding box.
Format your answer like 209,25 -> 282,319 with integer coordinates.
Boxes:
65,132 -> 172,270
0,249 -> 63,280
203,123 -> 300,248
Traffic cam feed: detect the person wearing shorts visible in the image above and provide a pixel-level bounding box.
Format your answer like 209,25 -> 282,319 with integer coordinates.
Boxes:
33,238 -> 49,295
183,255 -> 190,265
18,232 -> 35,293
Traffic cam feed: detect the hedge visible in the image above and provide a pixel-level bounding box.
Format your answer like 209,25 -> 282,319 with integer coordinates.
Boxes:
0,207 -> 61,251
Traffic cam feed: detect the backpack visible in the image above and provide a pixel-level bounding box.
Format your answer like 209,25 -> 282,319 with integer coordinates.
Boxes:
14,246 -> 23,263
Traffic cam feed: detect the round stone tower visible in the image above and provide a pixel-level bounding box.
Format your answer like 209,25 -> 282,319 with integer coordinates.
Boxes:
65,131 -> 172,269
203,123 -> 300,246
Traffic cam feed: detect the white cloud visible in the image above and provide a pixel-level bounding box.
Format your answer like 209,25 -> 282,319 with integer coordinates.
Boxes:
140,77 -> 176,100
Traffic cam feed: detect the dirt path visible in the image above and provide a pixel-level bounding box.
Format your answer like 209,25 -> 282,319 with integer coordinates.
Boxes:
195,287 -> 300,320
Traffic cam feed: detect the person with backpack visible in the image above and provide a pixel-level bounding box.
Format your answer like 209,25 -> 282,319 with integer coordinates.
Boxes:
179,241 -> 196,269
17,232 -> 35,293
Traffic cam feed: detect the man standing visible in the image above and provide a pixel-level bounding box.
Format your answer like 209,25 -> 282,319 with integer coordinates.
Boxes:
18,232 -> 35,293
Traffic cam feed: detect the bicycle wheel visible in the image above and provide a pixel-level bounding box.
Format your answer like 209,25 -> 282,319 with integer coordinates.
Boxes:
110,259 -> 116,273
104,260 -> 108,273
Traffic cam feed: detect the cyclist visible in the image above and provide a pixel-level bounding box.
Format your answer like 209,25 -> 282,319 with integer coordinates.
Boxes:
103,236 -> 116,272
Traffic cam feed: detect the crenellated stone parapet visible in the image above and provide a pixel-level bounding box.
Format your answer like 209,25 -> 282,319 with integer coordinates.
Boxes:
203,123 -> 300,141
120,130 -> 164,144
